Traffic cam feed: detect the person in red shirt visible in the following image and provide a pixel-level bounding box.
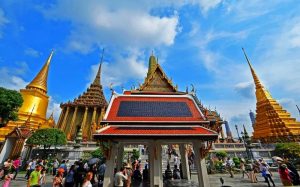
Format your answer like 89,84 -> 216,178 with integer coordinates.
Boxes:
12,157 -> 21,180
278,163 -> 293,186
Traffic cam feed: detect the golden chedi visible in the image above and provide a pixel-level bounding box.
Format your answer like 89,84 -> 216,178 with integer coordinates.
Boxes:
0,51 -> 54,142
57,62 -> 107,141
243,49 -> 300,142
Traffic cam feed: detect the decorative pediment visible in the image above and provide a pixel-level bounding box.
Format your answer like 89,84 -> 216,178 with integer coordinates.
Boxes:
139,58 -> 177,92
6,127 -> 32,139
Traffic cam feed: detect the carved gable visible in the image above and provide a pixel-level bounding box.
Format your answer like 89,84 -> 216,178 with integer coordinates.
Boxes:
140,64 -> 177,92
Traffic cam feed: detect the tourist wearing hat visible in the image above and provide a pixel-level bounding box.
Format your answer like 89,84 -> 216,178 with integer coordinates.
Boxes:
53,167 -> 64,187
261,162 -> 275,187
278,163 -> 293,186
283,156 -> 300,185
124,163 -> 133,187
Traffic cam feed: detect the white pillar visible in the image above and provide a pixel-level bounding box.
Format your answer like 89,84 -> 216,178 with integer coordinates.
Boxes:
179,144 -> 190,180
116,144 -> 124,171
193,141 -> 210,187
103,144 -> 118,187
149,142 -> 163,187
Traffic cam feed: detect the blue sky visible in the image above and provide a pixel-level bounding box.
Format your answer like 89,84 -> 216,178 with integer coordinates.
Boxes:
1,0 -> 300,137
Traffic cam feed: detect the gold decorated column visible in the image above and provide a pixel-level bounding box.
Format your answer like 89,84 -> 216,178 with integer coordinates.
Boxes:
98,107 -> 106,127
60,106 -> 70,131
68,106 -> 78,140
56,108 -> 65,128
89,107 -> 97,140
81,107 -> 89,140
91,107 -> 97,124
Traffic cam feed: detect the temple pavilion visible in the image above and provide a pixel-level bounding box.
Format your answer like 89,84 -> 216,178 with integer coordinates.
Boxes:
243,49 -> 300,142
94,55 -> 221,187
0,52 -> 55,162
57,60 -> 107,141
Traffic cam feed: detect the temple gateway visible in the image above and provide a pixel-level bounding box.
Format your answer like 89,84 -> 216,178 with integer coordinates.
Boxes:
94,55 -> 222,187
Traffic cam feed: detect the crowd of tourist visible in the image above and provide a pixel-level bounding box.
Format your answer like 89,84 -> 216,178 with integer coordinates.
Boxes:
1,150 -> 300,187
222,156 -> 300,187
0,156 -> 152,187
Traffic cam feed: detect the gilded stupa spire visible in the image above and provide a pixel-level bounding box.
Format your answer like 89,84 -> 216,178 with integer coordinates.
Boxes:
243,48 -> 300,143
242,48 -> 272,102
242,48 -> 263,89
26,50 -> 54,93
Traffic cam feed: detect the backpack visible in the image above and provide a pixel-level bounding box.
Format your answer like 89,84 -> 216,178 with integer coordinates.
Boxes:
65,171 -> 74,183
173,170 -> 181,179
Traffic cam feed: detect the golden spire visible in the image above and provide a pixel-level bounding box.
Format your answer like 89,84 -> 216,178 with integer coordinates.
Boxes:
147,52 -> 157,78
93,49 -> 104,85
242,48 -> 272,102
26,50 -> 54,93
242,48 -> 263,89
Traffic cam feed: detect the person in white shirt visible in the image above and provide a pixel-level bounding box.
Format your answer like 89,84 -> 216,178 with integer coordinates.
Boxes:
226,157 -> 234,178
114,167 -> 128,187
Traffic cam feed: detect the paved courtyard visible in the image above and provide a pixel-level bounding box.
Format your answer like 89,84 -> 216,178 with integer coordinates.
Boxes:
0,172 -> 285,187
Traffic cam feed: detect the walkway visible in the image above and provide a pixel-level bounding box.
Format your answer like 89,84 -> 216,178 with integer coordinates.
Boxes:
0,172 -> 284,187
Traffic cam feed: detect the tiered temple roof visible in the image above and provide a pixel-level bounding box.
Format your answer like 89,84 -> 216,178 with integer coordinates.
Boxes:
243,49 -> 300,142
57,60 -> 107,141
62,62 -> 107,107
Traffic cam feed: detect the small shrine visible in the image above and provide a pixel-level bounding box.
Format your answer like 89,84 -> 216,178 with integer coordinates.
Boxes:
94,54 -> 221,187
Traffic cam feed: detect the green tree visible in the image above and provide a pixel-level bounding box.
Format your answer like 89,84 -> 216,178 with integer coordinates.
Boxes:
26,128 -> 67,150
91,148 -> 103,159
216,151 -> 228,161
274,143 -> 300,159
0,87 -> 23,124
232,157 -> 240,168
131,149 -> 140,161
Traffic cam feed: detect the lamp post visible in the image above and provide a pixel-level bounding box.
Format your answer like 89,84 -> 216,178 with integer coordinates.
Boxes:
54,134 -> 58,157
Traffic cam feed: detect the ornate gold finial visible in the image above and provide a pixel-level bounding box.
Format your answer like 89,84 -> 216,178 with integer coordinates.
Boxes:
147,53 -> 157,78
242,48 -> 263,89
26,50 -> 54,93
93,48 -> 104,85
242,48 -> 273,102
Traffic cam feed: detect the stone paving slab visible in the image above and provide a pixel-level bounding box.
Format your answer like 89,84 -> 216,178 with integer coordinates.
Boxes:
0,172 -> 287,187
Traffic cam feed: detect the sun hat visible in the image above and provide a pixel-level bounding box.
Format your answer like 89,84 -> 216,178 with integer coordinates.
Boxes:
57,168 -> 65,173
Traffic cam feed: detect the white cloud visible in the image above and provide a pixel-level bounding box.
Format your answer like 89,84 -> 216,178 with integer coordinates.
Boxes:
89,50 -> 148,88
0,8 -> 9,38
41,0 -> 179,54
0,67 -> 28,90
24,48 -> 40,57
225,0 -> 282,22
255,16 -> 300,95
190,26 -> 250,72
234,81 -> 254,99
202,98 -> 255,136
194,0 -> 222,14
47,97 -> 61,122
